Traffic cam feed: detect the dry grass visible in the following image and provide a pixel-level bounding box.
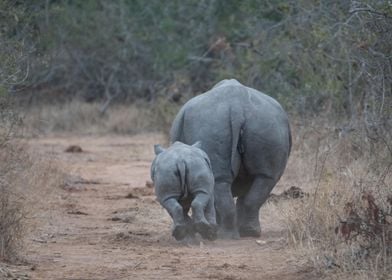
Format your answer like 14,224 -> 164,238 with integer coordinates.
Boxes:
13,99 -> 392,279
278,118 -> 392,279
0,186 -> 24,261
23,99 -> 180,136
3,98 -> 173,261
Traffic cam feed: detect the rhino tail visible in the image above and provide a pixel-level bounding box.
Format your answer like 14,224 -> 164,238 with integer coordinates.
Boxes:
288,122 -> 292,157
229,106 -> 245,178
176,160 -> 188,198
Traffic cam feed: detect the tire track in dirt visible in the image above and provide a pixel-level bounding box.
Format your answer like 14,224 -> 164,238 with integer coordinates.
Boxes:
25,134 -> 317,280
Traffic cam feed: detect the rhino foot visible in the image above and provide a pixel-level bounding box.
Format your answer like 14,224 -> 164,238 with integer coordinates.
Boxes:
239,226 -> 261,238
217,228 -> 240,240
172,224 -> 188,240
194,222 -> 217,241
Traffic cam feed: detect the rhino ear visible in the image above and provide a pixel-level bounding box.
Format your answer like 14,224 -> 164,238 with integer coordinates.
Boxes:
154,144 -> 165,155
192,141 -> 202,149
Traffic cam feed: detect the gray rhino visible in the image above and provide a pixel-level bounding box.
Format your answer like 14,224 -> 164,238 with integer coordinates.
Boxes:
170,79 -> 291,238
151,141 -> 217,241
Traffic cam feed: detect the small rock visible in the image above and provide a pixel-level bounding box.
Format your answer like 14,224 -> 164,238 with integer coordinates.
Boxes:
125,193 -> 139,199
65,145 -> 83,153
67,210 -> 88,215
256,240 -> 267,246
145,180 -> 154,188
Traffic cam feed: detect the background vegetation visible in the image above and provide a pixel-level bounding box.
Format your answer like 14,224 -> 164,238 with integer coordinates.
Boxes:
2,1 -> 391,122
1,0 -> 391,278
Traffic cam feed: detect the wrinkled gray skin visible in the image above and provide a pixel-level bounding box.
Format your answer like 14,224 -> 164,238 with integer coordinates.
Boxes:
170,79 -> 292,239
151,141 -> 217,241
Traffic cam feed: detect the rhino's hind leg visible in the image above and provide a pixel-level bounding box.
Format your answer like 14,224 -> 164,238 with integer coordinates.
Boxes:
237,175 -> 276,237
191,193 -> 217,240
205,198 -> 217,227
215,182 -> 240,239
161,198 -> 189,240
194,221 -> 217,241
172,224 -> 188,240
183,206 -> 196,238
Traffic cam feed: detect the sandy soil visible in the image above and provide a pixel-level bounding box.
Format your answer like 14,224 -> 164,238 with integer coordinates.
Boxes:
20,134 -> 318,280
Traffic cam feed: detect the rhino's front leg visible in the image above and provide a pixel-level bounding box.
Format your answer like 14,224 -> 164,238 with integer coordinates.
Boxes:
191,193 -> 217,240
161,198 -> 188,240
214,182 -> 240,239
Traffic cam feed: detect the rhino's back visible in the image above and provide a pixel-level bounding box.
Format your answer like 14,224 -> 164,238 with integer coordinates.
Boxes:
154,144 -> 208,181
181,80 -> 286,128
153,144 -> 214,202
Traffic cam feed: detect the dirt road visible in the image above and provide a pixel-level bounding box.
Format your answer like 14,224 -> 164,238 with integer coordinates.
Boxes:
24,134 -> 316,280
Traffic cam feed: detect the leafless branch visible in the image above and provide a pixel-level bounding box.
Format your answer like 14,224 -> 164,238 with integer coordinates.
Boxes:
349,8 -> 392,19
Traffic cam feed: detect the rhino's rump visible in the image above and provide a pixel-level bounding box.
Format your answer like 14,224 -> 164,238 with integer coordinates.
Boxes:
171,84 -> 290,183
153,148 -> 214,203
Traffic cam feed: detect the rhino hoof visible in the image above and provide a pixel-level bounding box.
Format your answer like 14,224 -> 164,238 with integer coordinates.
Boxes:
217,229 -> 240,240
173,224 -> 188,240
239,226 -> 261,238
194,222 -> 217,241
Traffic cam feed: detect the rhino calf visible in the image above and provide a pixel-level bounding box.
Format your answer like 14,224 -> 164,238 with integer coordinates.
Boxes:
151,141 -> 217,241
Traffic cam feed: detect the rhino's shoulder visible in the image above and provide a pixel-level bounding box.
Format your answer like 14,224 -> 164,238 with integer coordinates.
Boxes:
167,142 -> 198,157
182,79 -> 284,114
171,141 -> 187,148
186,80 -> 244,105
212,79 -> 242,89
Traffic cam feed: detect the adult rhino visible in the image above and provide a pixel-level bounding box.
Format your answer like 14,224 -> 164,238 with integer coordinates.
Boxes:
170,79 -> 291,238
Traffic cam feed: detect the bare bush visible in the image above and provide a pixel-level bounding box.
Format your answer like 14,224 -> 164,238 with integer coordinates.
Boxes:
0,95 -> 64,262
0,131 -> 26,261
0,179 -> 25,261
0,138 -> 64,262
0,0 -> 66,265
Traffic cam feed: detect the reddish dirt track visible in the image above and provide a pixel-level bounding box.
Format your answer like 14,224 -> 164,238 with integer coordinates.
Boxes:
23,134 -> 317,280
